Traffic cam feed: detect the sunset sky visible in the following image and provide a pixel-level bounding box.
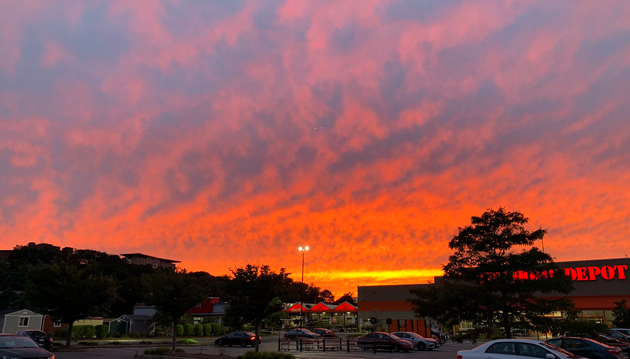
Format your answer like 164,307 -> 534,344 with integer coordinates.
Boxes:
1,1 -> 629,296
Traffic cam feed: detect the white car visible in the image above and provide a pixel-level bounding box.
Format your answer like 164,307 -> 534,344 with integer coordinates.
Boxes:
392,331 -> 439,351
456,339 -> 581,359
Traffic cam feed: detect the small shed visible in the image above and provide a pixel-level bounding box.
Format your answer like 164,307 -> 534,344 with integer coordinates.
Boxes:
111,315 -> 154,335
0,309 -> 44,333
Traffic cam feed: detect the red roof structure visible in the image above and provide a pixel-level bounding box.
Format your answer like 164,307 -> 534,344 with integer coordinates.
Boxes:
332,301 -> 358,312
283,301 -> 357,313
284,303 -> 309,313
309,302 -> 333,312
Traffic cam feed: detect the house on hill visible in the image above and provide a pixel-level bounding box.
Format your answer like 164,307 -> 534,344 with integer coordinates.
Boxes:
120,253 -> 180,270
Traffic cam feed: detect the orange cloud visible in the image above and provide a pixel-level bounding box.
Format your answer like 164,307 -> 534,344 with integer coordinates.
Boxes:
1,1 -> 630,296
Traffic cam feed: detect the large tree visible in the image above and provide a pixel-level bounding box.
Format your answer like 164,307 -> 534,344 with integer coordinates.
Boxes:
612,299 -> 630,328
25,259 -> 118,346
142,269 -> 209,353
411,208 -> 575,338
224,264 -> 290,352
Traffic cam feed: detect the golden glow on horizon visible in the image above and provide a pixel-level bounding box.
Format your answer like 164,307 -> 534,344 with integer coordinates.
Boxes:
306,269 -> 444,281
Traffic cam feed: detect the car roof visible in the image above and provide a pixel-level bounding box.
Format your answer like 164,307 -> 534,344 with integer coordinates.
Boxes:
484,339 -> 546,345
549,337 -> 614,346
491,339 -> 543,343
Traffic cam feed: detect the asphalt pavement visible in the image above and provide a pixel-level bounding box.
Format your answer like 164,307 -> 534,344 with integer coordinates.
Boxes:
52,339 -> 483,359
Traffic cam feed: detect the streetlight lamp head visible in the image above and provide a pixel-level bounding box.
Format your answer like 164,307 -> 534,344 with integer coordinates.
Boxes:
299,246 -> 310,251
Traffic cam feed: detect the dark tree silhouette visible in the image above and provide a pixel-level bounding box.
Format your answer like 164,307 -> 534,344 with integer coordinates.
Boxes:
26,259 -> 118,346
612,299 -> 630,328
411,208 -> 574,338
224,264 -> 290,352
142,269 -> 209,352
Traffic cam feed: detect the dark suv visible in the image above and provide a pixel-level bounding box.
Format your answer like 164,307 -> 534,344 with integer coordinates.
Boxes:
16,330 -> 52,350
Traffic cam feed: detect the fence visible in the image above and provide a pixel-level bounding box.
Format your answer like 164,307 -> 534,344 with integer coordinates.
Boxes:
278,337 -> 364,353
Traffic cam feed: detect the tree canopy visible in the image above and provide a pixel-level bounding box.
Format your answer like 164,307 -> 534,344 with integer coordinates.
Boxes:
142,269 -> 210,352
612,299 -> 630,328
25,258 -> 118,346
224,264 -> 290,352
410,208 -> 575,338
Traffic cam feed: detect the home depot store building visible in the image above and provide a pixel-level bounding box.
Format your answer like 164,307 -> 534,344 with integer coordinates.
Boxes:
358,258 -> 630,333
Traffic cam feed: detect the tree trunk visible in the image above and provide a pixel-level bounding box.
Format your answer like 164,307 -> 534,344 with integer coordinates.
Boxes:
66,321 -> 74,347
172,319 -> 178,353
503,310 -> 512,338
254,321 -> 260,353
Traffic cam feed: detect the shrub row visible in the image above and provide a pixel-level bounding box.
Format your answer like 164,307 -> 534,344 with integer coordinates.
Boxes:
175,323 -> 224,336
53,325 -> 96,340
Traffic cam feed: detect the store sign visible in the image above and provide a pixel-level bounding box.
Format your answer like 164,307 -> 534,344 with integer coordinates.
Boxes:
563,265 -> 627,281
511,265 -> 628,282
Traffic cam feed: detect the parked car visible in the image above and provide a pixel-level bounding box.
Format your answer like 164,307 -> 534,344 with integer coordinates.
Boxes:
312,328 -> 335,337
392,331 -> 438,350
613,329 -> 630,337
16,330 -> 52,350
284,328 -> 320,339
547,337 -> 624,359
610,331 -> 630,342
356,332 -> 413,352
214,331 -> 261,347
0,334 -> 55,359
456,339 -> 579,359
597,333 -> 630,352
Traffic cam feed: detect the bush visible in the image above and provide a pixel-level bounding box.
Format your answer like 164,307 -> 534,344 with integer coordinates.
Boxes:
54,325 -> 97,340
176,324 -> 184,336
194,323 -> 203,336
73,325 -> 96,340
110,330 -> 121,338
211,323 -> 224,336
122,332 -> 141,339
184,324 -> 194,336
203,324 -> 213,336
237,351 -> 295,359
177,339 -> 198,344
95,325 -> 109,339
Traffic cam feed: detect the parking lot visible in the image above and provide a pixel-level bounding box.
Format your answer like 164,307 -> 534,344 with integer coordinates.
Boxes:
52,340 -> 481,359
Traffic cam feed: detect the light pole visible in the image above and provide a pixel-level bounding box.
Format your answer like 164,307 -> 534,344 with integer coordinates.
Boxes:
299,245 -> 309,327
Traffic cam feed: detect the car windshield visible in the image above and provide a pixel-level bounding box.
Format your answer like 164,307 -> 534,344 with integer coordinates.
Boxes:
0,336 -> 40,348
541,342 -> 578,357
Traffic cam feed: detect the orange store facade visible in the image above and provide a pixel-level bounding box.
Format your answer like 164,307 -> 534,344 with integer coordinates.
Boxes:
357,258 -> 630,334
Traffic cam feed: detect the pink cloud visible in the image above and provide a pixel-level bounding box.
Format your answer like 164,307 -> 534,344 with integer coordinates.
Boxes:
1,1 -> 630,295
